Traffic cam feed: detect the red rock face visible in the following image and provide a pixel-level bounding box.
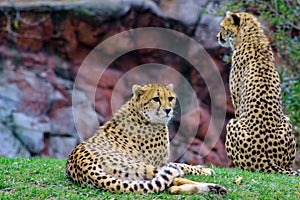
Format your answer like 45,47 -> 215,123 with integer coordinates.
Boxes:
0,3 -> 234,166
16,13 -> 54,51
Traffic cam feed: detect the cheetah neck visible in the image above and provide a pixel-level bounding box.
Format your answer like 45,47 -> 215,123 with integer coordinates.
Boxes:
101,101 -> 170,165
110,101 -> 168,137
234,24 -> 270,51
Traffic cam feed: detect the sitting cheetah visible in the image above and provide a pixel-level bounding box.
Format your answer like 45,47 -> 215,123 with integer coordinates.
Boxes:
217,11 -> 298,174
66,84 -> 226,194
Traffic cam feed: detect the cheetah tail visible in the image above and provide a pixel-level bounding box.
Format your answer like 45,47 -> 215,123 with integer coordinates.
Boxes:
89,164 -> 183,193
285,169 -> 300,176
266,161 -> 300,176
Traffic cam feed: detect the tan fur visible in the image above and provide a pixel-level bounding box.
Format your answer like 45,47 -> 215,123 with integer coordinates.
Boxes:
217,11 -> 297,174
66,84 -> 226,193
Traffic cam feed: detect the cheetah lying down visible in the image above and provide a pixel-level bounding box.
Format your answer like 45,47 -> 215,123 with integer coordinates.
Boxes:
66,84 -> 226,194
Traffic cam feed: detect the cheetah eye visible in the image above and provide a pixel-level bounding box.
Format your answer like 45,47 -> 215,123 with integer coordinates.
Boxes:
152,97 -> 160,102
168,97 -> 174,102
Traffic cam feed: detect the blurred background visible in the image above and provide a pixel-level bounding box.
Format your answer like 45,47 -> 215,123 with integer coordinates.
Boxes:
0,0 -> 299,168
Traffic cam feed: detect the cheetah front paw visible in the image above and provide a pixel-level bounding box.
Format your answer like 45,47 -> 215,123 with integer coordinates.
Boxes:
195,166 -> 215,176
202,168 -> 215,175
169,183 -> 226,195
208,184 -> 227,195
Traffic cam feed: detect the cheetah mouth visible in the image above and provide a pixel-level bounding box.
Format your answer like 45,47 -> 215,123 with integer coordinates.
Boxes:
153,112 -> 172,121
157,114 -> 170,118
155,112 -> 171,118
165,113 -> 172,118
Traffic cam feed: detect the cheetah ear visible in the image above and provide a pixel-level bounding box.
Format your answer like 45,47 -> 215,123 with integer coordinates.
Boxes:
132,84 -> 144,96
166,84 -> 173,90
226,11 -> 240,26
226,11 -> 234,19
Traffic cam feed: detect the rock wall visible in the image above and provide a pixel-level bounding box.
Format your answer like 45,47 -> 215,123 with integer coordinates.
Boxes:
0,0 -> 232,166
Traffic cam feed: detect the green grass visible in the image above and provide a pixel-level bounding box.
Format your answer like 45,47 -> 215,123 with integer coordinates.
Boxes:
0,158 -> 300,200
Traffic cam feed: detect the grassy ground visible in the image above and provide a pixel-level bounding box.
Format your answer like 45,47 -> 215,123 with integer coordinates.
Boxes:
0,158 -> 299,200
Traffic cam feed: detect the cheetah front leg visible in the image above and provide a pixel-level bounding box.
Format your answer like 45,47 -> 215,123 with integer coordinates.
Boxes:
277,116 -> 296,170
225,118 -> 239,163
169,179 -> 227,194
168,163 -> 226,194
172,163 -> 215,176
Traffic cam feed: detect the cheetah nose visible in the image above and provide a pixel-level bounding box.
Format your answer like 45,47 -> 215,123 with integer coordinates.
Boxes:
164,108 -> 171,114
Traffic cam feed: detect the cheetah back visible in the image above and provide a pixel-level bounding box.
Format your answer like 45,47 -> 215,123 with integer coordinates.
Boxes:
217,11 -> 297,174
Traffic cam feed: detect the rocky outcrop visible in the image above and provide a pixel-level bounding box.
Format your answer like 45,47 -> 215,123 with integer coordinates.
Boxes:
0,0 -> 231,166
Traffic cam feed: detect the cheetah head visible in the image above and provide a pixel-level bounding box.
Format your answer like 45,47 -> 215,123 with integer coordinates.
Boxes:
217,11 -> 241,49
217,11 -> 260,49
131,84 -> 176,124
